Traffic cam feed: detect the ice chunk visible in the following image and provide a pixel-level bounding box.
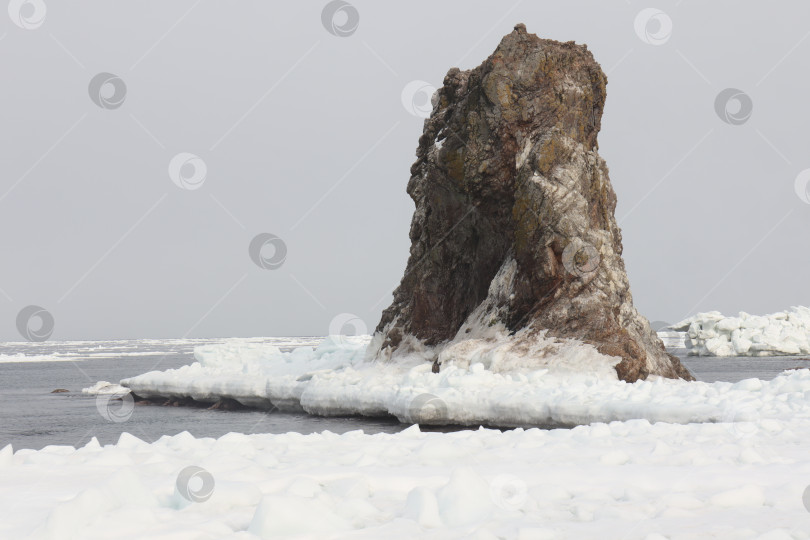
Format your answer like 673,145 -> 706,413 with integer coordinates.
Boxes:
436,468 -> 493,526
678,307 -> 810,356
249,494 -> 352,537
0,444 -> 13,468
709,485 -> 765,508
404,487 -> 443,528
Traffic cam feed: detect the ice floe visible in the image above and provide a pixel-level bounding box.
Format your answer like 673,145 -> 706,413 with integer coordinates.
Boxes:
122,334 -> 810,427
81,381 -> 131,395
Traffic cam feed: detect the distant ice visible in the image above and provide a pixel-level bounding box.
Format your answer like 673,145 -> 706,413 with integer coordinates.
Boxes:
0,351 -> 171,363
0,336 -> 323,363
672,306 -> 810,356
0,354 -> 77,363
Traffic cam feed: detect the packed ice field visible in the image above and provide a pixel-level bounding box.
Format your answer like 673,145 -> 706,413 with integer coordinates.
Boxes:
673,306 -> 810,357
5,308 -> 810,538
4,418 -> 810,539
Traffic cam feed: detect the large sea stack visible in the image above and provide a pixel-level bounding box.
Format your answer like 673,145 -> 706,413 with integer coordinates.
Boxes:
371,24 -> 692,383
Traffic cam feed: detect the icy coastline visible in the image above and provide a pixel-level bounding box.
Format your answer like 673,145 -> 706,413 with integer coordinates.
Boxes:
121,333 -> 810,428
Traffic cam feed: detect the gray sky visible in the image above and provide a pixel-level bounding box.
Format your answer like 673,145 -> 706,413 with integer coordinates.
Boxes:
2,1 -> 809,341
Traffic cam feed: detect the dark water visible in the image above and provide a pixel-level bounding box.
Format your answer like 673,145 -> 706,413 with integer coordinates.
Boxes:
679,353 -> 810,383
2,339 -> 808,451
0,338 -> 406,451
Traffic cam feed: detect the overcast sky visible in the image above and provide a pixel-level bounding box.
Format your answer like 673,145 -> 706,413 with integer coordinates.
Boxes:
1,1 -> 809,341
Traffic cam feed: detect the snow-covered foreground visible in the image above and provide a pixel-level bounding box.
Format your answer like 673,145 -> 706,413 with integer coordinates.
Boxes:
86,331 -> 810,537
3,419 -> 810,539
673,306 -> 810,357
123,335 -> 810,427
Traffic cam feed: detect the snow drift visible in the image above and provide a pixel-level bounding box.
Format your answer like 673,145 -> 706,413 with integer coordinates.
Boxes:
4,414 -> 810,539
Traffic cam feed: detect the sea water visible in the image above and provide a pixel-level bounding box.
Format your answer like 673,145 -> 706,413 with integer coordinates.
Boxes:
0,338 -> 406,450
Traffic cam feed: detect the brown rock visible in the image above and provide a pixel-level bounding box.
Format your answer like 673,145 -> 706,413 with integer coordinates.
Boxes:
372,25 -> 692,382
207,398 -> 246,411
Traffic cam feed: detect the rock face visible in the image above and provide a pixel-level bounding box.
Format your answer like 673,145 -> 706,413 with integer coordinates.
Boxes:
372,24 -> 692,383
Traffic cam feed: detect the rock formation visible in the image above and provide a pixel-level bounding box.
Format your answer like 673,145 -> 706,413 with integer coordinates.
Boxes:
372,24 -> 692,382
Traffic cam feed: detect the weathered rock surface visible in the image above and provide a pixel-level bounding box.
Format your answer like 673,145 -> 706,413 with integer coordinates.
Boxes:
372,24 -> 692,382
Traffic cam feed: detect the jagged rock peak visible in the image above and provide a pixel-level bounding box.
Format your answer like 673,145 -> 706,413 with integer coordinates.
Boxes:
371,24 -> 692,383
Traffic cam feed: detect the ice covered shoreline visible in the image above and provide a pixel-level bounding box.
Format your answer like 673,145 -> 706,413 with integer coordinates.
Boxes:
121,334 -> 810,428
11,334 -> 810,538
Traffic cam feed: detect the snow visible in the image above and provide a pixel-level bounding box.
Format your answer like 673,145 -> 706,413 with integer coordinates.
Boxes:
672,306 -> 810,356
4,417 -> 810,539
123,334 -> 810,428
